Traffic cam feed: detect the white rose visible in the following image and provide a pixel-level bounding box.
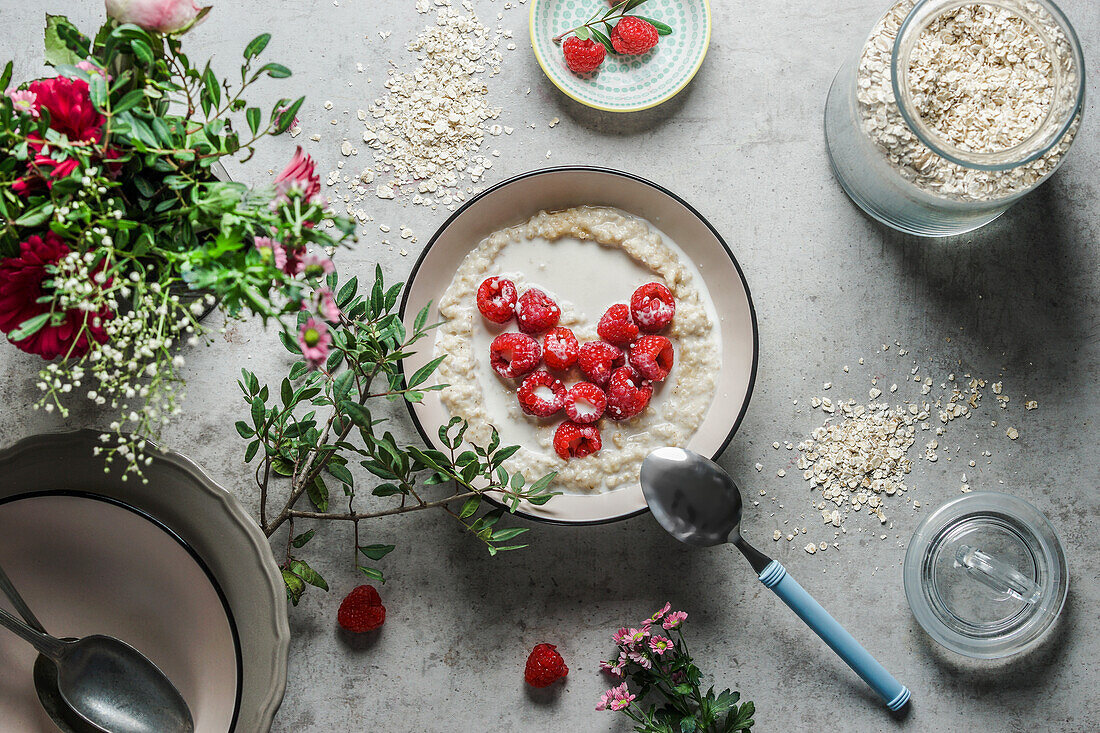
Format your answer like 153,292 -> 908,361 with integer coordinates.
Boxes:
105,0 -> 208,34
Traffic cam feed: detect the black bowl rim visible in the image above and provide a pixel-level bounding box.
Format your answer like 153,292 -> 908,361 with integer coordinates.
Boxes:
397,165 -> 760,526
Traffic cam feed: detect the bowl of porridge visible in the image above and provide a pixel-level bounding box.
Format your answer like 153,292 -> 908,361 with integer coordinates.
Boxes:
399,167 -> 757,524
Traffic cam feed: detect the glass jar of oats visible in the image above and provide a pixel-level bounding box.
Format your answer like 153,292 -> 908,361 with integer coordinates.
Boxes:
824,0 -> 1085,236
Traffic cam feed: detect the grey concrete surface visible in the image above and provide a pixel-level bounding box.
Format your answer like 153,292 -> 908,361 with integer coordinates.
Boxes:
1,1 -> 1098,731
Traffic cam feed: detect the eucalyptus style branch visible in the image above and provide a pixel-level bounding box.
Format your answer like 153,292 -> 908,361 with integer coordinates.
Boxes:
237,266 -> 559,604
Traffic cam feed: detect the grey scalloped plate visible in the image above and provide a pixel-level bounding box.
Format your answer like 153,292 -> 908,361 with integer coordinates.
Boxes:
0,431 -> 289,732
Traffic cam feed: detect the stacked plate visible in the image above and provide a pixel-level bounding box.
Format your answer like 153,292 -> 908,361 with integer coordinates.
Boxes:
0,431 -> 288,732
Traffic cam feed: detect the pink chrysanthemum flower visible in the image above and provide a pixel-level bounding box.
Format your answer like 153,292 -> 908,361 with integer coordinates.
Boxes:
254,236 -> 287,271
647,602 -> 671,625
627,627 -> 650,645
274,145 -> 323,205
662,611 -> 688,630
6,88 -> 38,118
648,635 -> 673,656
627,649 -> 652,669
599,651 -> 629,678
596,683 -> 635,712
612,627 -> 631,647
300,252 -> 335,279
313,286 -> 341,322
298,317 -> 332,368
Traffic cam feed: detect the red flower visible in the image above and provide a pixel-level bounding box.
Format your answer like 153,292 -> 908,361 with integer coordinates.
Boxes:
12,77 -> 107,197
274,146 -> 322,204
0,232 -> 111,360
28,77 -> 105,144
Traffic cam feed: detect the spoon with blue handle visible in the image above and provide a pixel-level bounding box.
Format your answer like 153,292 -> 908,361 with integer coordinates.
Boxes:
641,447 -> 911,711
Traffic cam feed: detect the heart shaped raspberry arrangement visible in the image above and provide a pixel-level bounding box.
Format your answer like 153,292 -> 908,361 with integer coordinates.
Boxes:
476,276 -> 677,461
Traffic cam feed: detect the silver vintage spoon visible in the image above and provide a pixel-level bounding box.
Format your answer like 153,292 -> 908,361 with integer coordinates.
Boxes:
641,447 -> 911,711
0,560 -> 194,733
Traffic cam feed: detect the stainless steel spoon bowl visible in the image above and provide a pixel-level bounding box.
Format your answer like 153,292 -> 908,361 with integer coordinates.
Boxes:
0,561 -> 194,733
641,447 -> 912,712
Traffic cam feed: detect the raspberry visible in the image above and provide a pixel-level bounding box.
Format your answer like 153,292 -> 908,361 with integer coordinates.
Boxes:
563,382 -> 607,424
524,643 -> 569,687
543,327 -> 579,371
476,276 -> 518,324
597,304 -> 639,346
490,332 -> 542,379
553,422 -> 603,461
337,585 -> 386,633
630,282 -> 675,332
610,17 -> 659,55
517,370 -> 566,417
516,288 -> 561,334
629,335 -> 675,381
606,365 -> 653,420
578,341 -> 625,387
562,36 -> 606,74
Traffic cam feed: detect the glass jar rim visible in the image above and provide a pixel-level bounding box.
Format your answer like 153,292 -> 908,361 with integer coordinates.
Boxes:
890,0 -> 1086,172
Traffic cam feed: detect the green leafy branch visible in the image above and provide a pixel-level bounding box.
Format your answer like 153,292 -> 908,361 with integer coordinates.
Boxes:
552,0 -> 673,51
237,267 -> 558,604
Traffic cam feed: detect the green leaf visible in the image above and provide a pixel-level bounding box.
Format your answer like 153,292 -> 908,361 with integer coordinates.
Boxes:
8,313 -> 50,342
590,27 -> 615,54
244,440 -> 260,462
574,26 -> 591,41
489,527 -> 527,542
635,16 -> 673,35
234,420 -> 254,438
112,88 -> 147,114
0,61 -> 12,92
130,38 -> 154,66
679,716 -> 697,733
308,475 -> 329,511
288,559 -> 328,591
337,276 -> 358,306
250,395 -> 265,429
333,370 -> 355,402
280,377 -> 293,407
459,495 -> 480,519
14,205 -> 53,227
44,14 -> 84,67
328,462 -> 353,487
291,529 -> 316,548
341,401 -> 372,430
88,75 -> 107,109
357,565 -> 384,582
358,544 -> 395,561
273,95 -> 304,133
259,62 -> 292,78
246,106 -> 261,135
409,355 -> 445,388
282,568 -> 305,605
279,329 -> 301,354
244,33 -> 271,59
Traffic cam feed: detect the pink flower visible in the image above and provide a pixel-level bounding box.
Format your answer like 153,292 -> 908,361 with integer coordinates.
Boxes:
648,635 -> 672,656
599,651 -> 628,678
626,627 -> 650,646
313,287 -> 340,322
105,0 -> 207,34
274,146 -> 322,205
298,317 -> 331,368
596,683 -> 635,712
662,611 -> 687,630
6,88 -> 38,118
612,627 -> 631,647
254,236 -> 286,271
647,602 -> 671,625
75,60 -> 112,81
300,252 -> 335,279
627,649 -> 652,669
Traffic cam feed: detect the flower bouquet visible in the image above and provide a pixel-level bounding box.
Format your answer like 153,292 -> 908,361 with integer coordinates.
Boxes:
0,2 -> 355,475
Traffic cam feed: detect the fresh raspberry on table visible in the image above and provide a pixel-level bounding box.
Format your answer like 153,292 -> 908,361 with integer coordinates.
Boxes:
606,365 -> 653,420
578,341 -> 625,387
524,643 -> 570,687
630,282 -> 676,332
517,370 -> 566,417
563,382 -> 607,424
562,36 -> 606,74
597,304 -> 639,346
610,17 -> 659,55
629,334 -> 674,381
337,585 -> 386,633
543,326 -> 579,371
476,276 -> 518,324
516,288 -> 561,334
553,422 -> 603,461
490,332 -> 543,379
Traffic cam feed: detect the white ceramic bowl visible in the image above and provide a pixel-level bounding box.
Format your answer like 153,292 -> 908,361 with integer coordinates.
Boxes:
0,431 -> 289,732
400,167 -> 758,524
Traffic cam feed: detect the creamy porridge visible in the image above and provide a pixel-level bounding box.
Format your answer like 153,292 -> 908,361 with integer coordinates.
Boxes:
434,206 -> 721,494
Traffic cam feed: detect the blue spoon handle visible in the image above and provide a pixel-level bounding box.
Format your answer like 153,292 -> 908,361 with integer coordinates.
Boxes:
758,560 -> 911,711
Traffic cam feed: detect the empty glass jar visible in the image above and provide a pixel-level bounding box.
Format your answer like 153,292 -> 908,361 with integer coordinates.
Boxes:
824,0 -> 1085,236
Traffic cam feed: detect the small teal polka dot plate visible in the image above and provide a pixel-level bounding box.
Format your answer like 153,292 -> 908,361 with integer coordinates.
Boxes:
530,0 -> 711,113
